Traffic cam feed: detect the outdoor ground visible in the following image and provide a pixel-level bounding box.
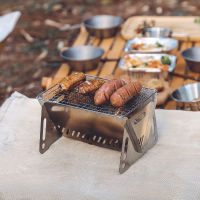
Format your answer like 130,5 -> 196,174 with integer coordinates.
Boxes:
0,0 -> 199,105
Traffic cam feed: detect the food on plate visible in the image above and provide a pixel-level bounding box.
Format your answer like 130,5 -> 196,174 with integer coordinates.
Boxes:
94,79 -> 126,105
156,41 -> 163,48
161,55 -> 171,65
124,55 -> 170,71
131,41 -> 163,51
194,17 -> 200,23
145,79 -> 164,91
60,72 -> 86,92
78,79 -> 105,94
135,20 -> 155,34
110,82 -> 142,107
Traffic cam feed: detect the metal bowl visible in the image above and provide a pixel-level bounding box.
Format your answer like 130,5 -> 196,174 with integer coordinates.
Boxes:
171,82 -> 200,111
83,15 -> 123,38
60,46 -> 104,71
181,46 -> 200,73
146,27 -> 172,38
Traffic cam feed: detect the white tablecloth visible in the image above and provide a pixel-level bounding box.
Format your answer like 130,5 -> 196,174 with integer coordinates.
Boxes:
0,92 -> 200,200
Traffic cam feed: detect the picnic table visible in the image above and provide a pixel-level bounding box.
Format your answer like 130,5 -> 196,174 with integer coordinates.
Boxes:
42,16 -> 200,110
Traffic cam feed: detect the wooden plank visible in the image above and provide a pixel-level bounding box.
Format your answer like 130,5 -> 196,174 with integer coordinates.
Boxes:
45,77 -> 53,90
99,35 -> 126,77
52,64 -> 70,84
41,77 -> 51,90
86,62 -> 103,76
87,37 -> 115,76
99,61 -> 116,78
107,35 -> 125,59
72,27 -> 89,46
100,37 -> 115,59
88,37 -> 100,46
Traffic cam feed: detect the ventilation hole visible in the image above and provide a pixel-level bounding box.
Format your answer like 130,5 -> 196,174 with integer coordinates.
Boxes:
62,127 -> 66,133
122,137 -> 129,161
93,135 -> 96,141
77,132 -> 80,138
66,129 -> 70,135
82,134 -> 85,139
121,162 -> 126,169
138,135 -> 144,146
125,138 -> 128,151
97,137 -> 102,143
72,131 -> 75,136
42,118 -> 47,141
109,139 -> 113,145
85,135 -> 90,140
141,135 -> 144,145
42,143 -> 45,149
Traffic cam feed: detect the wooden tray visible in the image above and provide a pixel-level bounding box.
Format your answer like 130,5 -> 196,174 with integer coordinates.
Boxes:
121,16 -> 200,41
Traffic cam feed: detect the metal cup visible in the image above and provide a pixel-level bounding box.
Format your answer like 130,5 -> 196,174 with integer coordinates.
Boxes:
171,82 -> 200,111
146,27 -> 172,38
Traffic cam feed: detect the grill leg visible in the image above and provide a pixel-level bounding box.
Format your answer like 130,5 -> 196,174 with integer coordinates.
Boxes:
39,105 -> 63,154
119,111 -> 158,174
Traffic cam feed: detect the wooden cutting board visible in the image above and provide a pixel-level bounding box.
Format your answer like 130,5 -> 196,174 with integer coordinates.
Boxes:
157,81 -> 172,106
121,16 -> 200,41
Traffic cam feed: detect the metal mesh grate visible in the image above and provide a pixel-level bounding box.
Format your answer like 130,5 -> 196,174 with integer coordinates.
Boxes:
37,77 -> 156,118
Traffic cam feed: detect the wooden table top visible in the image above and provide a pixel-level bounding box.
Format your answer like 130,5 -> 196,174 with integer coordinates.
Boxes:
42,22 -> 199,110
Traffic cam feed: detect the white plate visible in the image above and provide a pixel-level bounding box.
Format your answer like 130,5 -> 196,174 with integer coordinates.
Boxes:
124,37 -> 178,53
118,53 -> 176,73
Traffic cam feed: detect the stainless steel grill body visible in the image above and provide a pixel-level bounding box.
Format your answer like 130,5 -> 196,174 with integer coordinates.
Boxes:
37,75 -> 158,174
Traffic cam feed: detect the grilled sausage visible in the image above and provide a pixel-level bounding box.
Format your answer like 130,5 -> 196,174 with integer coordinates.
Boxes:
60,72 -> 86,92
110,82 -> 142,107
78,79 -> 105,94
94,79 -> 126,105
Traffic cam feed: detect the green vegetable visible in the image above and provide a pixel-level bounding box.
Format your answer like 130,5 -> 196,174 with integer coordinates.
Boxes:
144,62 -> 148,66
132,65 -> 137,68
156,42 -> 163,48
194,17 -> 200,23
161,56 -> 171,65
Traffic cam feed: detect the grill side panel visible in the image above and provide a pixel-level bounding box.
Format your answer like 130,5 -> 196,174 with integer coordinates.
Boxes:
41,102 -> 127,151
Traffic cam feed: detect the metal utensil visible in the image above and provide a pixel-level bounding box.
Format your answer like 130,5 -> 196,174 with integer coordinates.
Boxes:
60,45 -> 104,71
146,27 -> 172,38
181,46 -> 200,73
171,82 -> 200,111
83,15 -> 123,38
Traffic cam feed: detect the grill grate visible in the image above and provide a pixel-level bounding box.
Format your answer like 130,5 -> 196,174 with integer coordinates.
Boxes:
37,78 -> 156,118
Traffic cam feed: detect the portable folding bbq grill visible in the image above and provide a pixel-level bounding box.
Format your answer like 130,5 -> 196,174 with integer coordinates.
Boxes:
37,75 -> 158,174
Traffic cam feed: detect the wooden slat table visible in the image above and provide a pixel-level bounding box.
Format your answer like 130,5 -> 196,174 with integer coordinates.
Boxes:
42,25 -> 199,110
